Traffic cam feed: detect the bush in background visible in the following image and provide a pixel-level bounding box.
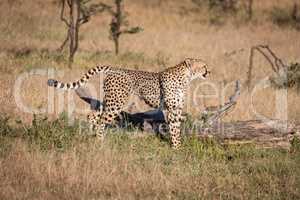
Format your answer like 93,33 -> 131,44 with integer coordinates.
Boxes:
270,62 -> 300,90
271,5 -> 300,30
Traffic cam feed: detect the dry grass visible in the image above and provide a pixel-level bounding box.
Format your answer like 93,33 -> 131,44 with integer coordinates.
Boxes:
0,1 -> 300,198
0,0 -> 299,123
0,117 -> 300,200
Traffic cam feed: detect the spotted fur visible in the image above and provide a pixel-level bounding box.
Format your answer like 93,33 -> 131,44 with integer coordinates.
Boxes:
48,58 -> 210,148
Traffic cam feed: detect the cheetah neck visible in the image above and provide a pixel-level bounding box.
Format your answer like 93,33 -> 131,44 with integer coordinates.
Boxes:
181,61 -> 195,82
187,67 -> 196,82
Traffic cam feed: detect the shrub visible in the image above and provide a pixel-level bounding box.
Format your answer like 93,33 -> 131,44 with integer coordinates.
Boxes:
22,114 -> 86,151
182,136 -> 225,160
192,0 -> 238,12
0,113 -> 96,152
291,136 -> 300,153
0,115 -> 13,137
270,6 -> 300,30
192,0 -> 240,25
270,63 -> 300,90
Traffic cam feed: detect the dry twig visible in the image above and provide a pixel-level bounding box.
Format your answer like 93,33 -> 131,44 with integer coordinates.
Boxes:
202,80 -> 241,126
247,45 -> 287,88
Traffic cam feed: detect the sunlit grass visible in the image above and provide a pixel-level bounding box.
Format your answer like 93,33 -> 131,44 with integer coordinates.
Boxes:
0,115 -> 300,199
0,1 -> 299,198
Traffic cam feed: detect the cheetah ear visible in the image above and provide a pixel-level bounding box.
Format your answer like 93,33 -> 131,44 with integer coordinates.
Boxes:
184,58 -> 192,68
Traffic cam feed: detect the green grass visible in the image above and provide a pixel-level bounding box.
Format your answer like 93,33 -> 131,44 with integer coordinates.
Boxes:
0,114 -> 300,199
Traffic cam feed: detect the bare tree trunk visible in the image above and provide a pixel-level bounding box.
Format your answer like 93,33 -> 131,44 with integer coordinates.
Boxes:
114,38 -> 119,55
68,0 -> 74,67
114,0 -> 121,55
107,0 -> 142,55
58,0 -> 70,52
74,0 -> 80,55
58,0 -> 83,68
68,0 -> 80,68
292,3 -> 299,22
247,0 -> 253,20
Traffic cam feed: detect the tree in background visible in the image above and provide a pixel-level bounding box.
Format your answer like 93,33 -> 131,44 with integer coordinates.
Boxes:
292,3 -> 300,23
58,0 -> 104,67
101,0 -> 143,55
245,0 -> 253,20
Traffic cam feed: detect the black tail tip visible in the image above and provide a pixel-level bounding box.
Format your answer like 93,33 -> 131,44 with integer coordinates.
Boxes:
47,79 -> 57,87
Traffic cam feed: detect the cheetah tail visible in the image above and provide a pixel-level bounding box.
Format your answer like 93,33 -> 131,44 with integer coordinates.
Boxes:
47,65 -> 110,90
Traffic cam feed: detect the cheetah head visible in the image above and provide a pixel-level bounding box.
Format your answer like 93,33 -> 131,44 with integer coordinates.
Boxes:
184,58 -> 210,80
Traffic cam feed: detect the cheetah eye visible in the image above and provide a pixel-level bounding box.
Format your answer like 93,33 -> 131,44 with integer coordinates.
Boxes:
202,65 -> 210,77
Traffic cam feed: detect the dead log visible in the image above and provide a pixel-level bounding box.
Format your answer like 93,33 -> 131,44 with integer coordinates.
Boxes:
202,120 -> 300,150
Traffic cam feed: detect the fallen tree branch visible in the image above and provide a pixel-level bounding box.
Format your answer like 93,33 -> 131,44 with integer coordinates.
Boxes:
202,80 -> 241,126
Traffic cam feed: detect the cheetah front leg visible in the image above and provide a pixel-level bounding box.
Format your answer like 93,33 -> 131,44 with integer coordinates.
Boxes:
167,107 -> 183,149
162,86 -> 186,149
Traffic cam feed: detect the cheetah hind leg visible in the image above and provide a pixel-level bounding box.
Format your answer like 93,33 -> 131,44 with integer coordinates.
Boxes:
94,109 -> 120,142
87,111 -> 101,133
94,86 -> 130,141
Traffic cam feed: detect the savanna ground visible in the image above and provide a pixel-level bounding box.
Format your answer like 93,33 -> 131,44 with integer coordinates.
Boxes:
0,0 -> 300,199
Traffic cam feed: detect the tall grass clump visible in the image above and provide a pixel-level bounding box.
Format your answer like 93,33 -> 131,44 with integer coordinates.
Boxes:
23,114 -> 90,151
0,113 -> 90,152
0,115 -> 13,137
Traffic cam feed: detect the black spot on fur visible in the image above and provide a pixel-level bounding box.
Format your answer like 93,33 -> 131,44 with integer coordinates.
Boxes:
88,70 -> 94,75
47,79 -> 57,87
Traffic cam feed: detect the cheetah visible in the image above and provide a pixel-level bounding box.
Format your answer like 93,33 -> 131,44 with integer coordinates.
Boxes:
47,58 -> 210,148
